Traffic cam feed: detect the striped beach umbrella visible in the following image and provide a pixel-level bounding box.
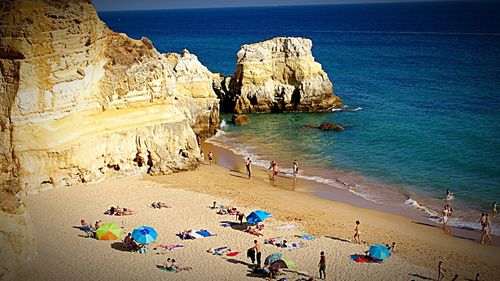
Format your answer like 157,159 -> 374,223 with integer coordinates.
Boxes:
96,223 -> 122,240
132,226 -> 157,244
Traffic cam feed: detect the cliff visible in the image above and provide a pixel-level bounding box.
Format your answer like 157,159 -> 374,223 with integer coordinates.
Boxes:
0,0 -> 219,279
215,37 -> 341,113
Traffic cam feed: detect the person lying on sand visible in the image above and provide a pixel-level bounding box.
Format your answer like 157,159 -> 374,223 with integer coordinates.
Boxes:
179,230 -> 193,240
170,259 -> 192,271
245,226 -> 263,236
115,207 -> 134,216
151,202 -> 170,209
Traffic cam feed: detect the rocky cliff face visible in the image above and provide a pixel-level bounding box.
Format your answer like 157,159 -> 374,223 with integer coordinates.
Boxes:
0,0 -> 219,278
215,37 -> 341,113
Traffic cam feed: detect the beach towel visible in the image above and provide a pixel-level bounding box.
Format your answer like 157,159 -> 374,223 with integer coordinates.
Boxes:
286,242 -> 305,251
226,251 -> 241,257
157,244 -> 184,251
220,222 -> 236,227
196,230 -> 213,237
296,233 -> 315,241
264,237 -> 286,245
156,265 -> 177,272
350,255 -> 383,263
275,224 -> 296,230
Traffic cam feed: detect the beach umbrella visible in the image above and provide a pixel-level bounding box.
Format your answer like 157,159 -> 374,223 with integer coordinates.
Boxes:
132,226 -> 157,244
246,210 -> 272,225
96,223 -> 122,240
271,258 -> 295,269
264,253 -> 282,265
368,244 -> 391,260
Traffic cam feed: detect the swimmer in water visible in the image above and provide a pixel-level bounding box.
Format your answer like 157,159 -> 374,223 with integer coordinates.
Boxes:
446,189 -> 454,200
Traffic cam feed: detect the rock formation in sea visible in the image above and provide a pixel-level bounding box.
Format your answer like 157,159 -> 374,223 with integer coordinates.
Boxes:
214,37 -> 342,113
0,0 -> 219,278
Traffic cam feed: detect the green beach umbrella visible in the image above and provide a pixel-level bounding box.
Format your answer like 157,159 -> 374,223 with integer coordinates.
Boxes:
96,223 -> 122,240
271,258 -> 295,269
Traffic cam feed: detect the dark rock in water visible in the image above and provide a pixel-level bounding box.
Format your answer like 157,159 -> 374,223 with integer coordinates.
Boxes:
231,114 -> 251,125
319,121 -> 344,131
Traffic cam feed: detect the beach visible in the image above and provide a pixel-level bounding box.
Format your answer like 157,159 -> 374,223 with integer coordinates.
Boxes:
16,147 -> 500,280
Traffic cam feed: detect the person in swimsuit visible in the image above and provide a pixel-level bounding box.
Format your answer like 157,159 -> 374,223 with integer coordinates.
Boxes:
253,240 -> 262,268
319,251 -> 326,280
493,202 -> 497,215
437,261 -> 446,281
480,213 -> 487,244
268,160 -> 278,180
245,157 -> 252,179
208,151 -> 213,165
446,189 -> 453,200
292,160 -> 299,178
354,220 -> 361,244
442,205 -> 451,235
483,214 -> 492,245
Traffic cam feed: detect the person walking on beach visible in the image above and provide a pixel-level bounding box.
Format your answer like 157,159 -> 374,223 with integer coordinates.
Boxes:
318,251 -> 327,280
208,151 -> 213,166
293,160 -> 299,178
354,220 -> 361,244
245,157 -> 252,179
446,189 -> 453,200
483,214 -> 492,245
437,261 -> 446,281
480,213 -> 487,244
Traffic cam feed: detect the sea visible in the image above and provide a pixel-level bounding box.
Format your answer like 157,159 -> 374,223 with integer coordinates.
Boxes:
99,1 -> 500,234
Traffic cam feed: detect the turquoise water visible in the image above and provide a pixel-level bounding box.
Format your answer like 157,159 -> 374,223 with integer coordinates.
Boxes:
99,1 -> 500,231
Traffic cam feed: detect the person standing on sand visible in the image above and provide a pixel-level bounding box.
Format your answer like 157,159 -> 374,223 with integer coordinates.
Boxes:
253,240 -> 262,268
208,151 -> 213,166
268,160 -> 279,180
318,251 -> 326,280
441,205 -> 452,235
293,160 -> 299,178
437,261 -> 446,281
354,220 -> 361,244
479,213 -> 487,244
245,157 -> 252,179
483,214 -> 492,245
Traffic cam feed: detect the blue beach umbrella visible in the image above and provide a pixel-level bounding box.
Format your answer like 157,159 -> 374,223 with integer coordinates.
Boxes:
368,244 -> 391,260
265,253 -> 282,265
132,226 -> 158,244
246,210 -> 272,225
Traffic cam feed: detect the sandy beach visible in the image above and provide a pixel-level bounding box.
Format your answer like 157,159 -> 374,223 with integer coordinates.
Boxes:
16,146 -> 500,280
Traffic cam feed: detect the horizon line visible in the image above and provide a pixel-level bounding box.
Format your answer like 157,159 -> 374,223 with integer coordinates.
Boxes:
95,0 -> 474,12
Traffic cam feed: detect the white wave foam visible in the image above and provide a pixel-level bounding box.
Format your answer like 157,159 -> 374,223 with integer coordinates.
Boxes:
332,105 -> 363,112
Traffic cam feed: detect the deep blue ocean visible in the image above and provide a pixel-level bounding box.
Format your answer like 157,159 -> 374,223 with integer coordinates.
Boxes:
99,1 -> 500,231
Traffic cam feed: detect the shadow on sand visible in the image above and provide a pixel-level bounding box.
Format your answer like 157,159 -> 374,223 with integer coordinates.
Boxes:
111,242 -> 130,252
220,220 -> 249,231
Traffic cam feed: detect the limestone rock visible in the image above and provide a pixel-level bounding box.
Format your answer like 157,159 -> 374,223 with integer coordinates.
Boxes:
0,0 -> 219,278
231,114 -> 251,126
319,121 -> 345,131
217,37 -> 341,113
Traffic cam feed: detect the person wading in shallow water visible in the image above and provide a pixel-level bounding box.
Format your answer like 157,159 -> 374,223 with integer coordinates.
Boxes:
268,160 -> 279,181
292,160 -> 299,179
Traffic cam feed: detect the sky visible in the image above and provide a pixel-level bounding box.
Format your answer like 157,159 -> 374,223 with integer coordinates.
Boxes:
93,0 -> 460,11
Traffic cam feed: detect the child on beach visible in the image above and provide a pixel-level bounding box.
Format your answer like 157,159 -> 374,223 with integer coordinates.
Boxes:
354,220 -> 361,244
318,251 -> 326,280
437,261 -> 446,281
208,151 -> 213,165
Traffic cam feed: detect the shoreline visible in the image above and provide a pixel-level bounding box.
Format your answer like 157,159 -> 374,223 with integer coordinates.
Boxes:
200,141 -> 499,246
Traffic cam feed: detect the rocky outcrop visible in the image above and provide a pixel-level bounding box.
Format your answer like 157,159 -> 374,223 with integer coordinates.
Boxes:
0,0 -> 219,278
215,37 -> 341,113
319,121 -> 345,131
231,114 -> 251,126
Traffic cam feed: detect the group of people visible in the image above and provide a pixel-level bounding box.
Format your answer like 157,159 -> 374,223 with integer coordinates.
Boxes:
243,157 -> 300,181
104,206 -> 134,216
159,258 -> 192,272
437,261 -> 481,281
150,202 -> 170,209
123,232 -> 144,252
79,219 -> 101,237
443,190 -> 496,244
